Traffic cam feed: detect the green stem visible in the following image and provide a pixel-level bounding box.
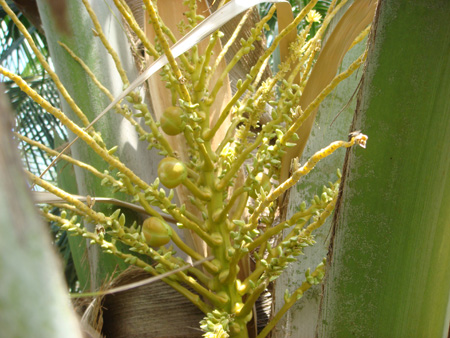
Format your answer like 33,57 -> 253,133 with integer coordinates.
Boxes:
182,178 -> 212,201
216,186 -> 244,221
169,230 -> 217,274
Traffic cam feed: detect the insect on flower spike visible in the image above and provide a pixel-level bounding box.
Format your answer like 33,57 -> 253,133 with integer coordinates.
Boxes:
37,0 -> 289,179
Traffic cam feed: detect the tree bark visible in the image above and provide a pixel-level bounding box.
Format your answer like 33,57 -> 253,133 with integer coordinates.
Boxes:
319,1 -> 450,336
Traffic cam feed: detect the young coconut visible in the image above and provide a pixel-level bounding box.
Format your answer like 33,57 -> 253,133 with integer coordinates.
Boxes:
157,157 -> 188,189
160,106 -> 184,135
158,157 -> 211,200
142,217 -> 172,247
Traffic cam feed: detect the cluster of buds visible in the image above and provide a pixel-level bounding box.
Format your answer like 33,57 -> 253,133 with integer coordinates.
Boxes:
200,310 -> 233,338
262,234 -> 316,282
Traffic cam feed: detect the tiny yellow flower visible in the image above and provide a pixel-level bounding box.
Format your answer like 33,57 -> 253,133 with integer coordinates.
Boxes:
306,10 -> 322,23
220,143 -> 236,160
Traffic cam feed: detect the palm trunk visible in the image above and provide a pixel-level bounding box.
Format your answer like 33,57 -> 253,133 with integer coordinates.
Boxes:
319,1 -> 450,336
